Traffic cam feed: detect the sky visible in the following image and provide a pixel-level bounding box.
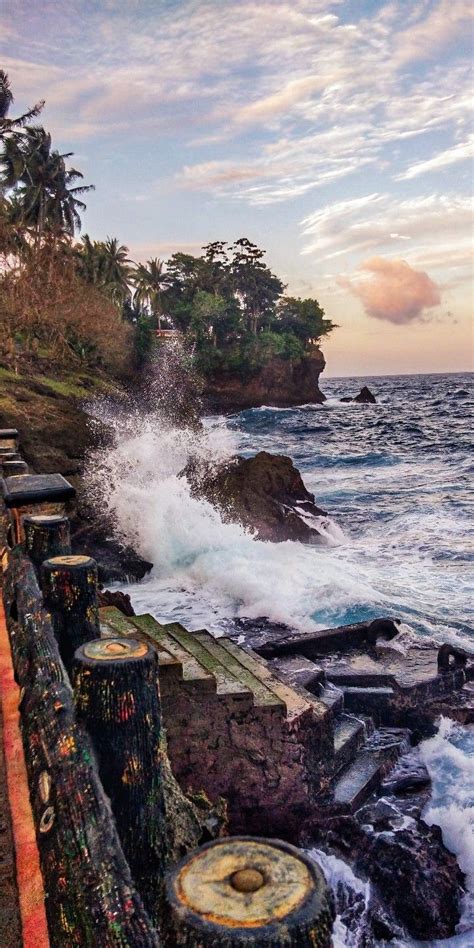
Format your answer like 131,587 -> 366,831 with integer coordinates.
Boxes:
1,0 -> 473,376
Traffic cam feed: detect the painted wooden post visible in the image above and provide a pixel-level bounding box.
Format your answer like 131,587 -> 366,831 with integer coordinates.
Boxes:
0,428 -> 19,452
1,460 -> 28,477
41,555 -> 99,672
165,837 -> 335,947
23,515 -> 71,573
72,637 -> 169,925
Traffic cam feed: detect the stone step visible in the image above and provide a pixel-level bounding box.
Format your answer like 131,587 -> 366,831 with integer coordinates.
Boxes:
342,685 -> 395,720
266,654 -> 325,695
333,714 -> 366,774
163,624 -> 252,700
100,607 -> 215,691
193,632 -> 285,710
220,637 -> 326,722
331,728 -> 408,811
319,684 -> 345,718
132,615 -> 216,691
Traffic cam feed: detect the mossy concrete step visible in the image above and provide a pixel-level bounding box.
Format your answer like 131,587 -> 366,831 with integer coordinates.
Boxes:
193,632 -> 285,711
163,624 -> 252,700
333,714 -> 366,774
221,638 -> 327,722
131,616 -> 216,691
99,607 -> 215,691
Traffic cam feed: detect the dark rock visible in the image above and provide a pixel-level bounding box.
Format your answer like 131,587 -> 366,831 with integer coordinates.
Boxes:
340,387 -> 377,404
365,617 -> 400,645
354,386 -> 377,404
70,516 -> 153,584
303,797 -> 464,941
202,350 -> 327,411
184,450 -> 329,543
98,588 -> 136,616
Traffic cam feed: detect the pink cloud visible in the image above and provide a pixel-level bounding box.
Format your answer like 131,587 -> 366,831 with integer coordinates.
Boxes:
340,257 -> 441,323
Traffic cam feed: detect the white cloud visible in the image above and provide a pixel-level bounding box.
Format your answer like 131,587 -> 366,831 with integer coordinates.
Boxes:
396,135 -> 474,180
300,192 -> 473,288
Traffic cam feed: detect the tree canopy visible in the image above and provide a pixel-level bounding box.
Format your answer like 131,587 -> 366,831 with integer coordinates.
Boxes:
0,71 -> 336,381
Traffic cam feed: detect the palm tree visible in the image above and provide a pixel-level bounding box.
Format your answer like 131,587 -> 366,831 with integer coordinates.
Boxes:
77,235 -> 133,304
0,70 -> 44,138
2,125 -> 94,241
133,257 -> 168,329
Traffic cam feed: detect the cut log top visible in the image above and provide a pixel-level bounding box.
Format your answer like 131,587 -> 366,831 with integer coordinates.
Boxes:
165,836 -> 334,945
173,838 -> 313,926
82,637 -> 151,662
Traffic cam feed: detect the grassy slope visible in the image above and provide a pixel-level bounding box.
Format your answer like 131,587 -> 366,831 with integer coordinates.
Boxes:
0,364 -> 121,479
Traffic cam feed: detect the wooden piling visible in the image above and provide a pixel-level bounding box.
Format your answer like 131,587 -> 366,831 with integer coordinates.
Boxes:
165,836 -> 335,947
72,637 -> 169,924
41,555 -> 99,672
1,460 -> 28,477
23,515 -> 71,573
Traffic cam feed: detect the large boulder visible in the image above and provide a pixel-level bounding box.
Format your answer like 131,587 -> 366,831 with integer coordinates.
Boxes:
184,450 -> 329,542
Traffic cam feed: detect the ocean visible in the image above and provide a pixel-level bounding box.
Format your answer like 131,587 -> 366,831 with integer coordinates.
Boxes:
90,370 -> 473,945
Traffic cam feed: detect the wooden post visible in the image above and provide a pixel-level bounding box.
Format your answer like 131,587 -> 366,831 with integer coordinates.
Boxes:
41,555 -> 99,672
72,638 -> 169,924
0,428 -> 19,452
165,837 -> 335,947
1,460 -> 28,477
23,515 -> 71,573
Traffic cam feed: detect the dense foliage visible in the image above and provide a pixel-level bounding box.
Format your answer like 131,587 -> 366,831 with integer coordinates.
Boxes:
0,71 -> 335,381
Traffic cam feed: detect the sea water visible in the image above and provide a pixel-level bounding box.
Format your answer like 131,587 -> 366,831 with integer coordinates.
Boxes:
87,370 -> 473,945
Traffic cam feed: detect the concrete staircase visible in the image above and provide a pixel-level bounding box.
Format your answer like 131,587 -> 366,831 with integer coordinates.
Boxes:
269,653 -> 410,814
100,607 -> 409,825
99,607 -> 332,837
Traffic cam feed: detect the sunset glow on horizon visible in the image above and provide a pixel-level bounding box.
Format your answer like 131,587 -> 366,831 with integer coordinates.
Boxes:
2,0 -> 472,376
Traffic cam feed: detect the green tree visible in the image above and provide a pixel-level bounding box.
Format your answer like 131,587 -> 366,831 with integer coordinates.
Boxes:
1,125 -> 94,241
133,257 -> 169,329
275,297 -> 337,345
230,238 -> 284,335
0,70 -> 44,138
77,235 -> 133,304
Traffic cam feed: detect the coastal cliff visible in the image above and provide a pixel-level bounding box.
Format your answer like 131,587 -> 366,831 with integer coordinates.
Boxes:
202,348 -> 326,411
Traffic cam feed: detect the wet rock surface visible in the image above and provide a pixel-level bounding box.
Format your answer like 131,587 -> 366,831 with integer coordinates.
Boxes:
184,450 -> 331,543
303,750 -> 465,941
70,515 -> 153,583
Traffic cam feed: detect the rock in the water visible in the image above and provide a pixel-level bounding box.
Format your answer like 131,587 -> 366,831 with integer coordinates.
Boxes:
98,588 -> 136,616
184,450 -> 330,543
354,386 -> 376,404
202,350 -> 326,410
303,778 -> 464,941
340,386 -> 377,404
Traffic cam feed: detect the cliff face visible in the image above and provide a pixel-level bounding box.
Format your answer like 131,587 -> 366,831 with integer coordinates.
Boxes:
202,349 -> 326,411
